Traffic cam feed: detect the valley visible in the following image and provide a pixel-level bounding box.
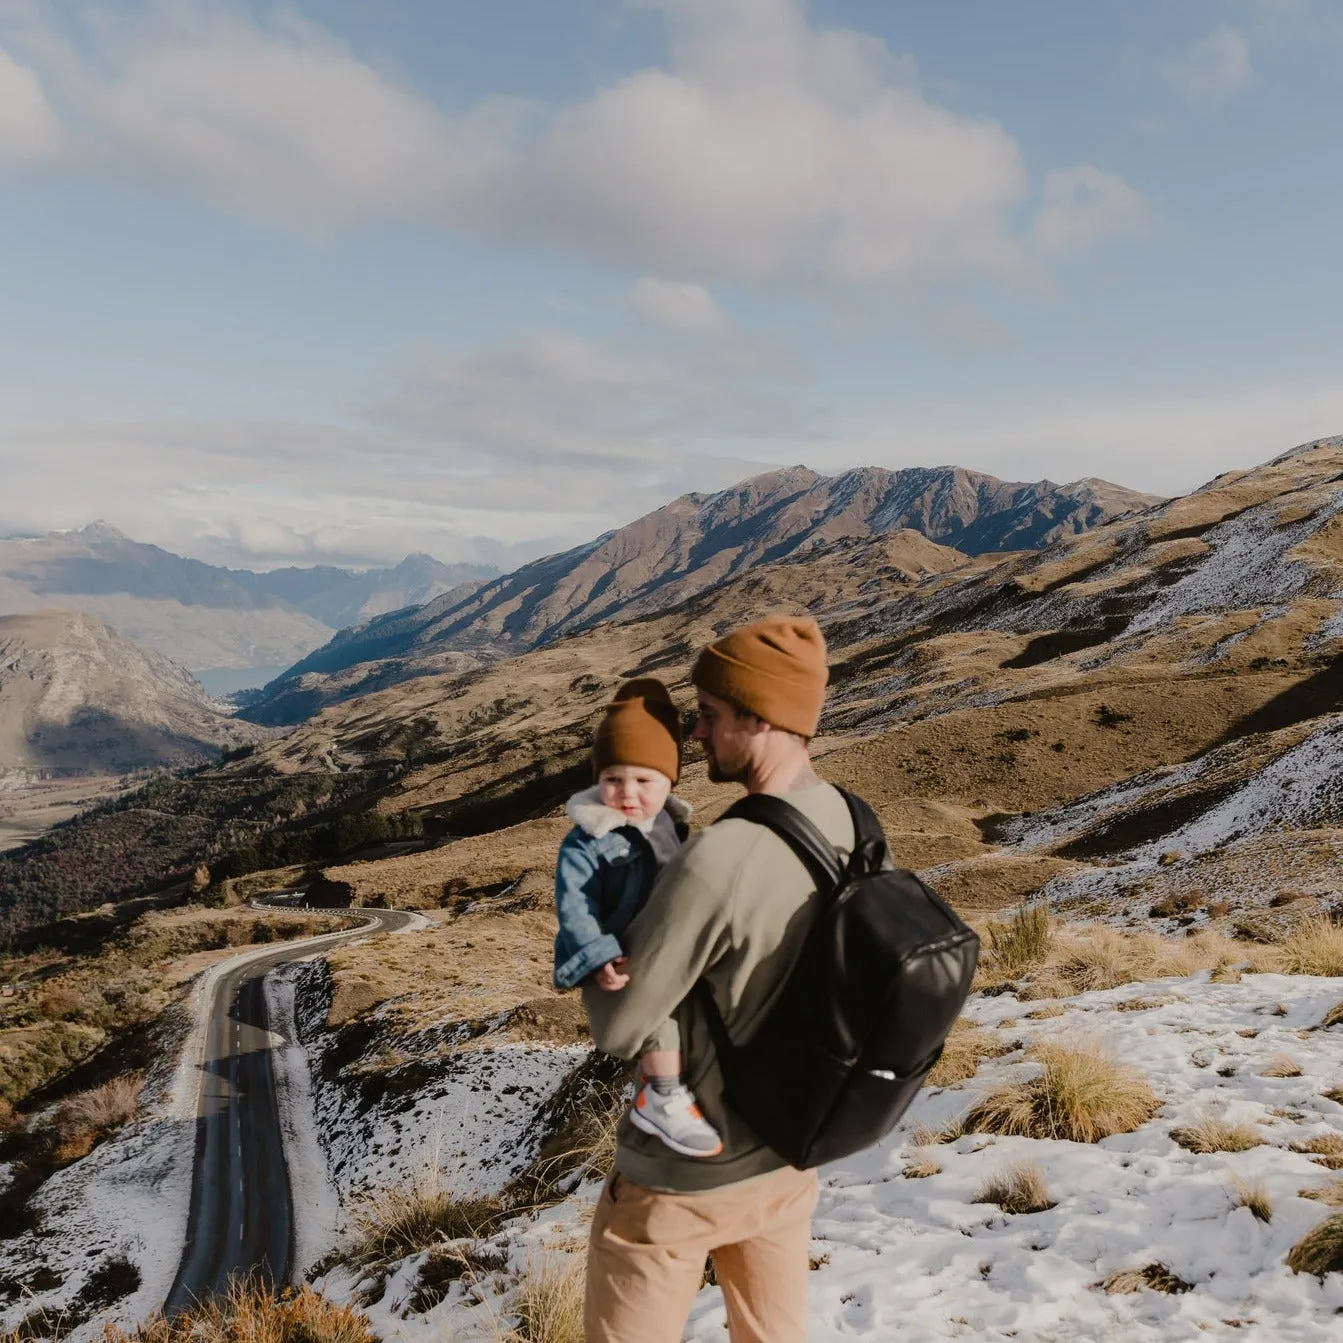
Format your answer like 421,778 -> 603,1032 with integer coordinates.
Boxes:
1,436 -> 1341,1340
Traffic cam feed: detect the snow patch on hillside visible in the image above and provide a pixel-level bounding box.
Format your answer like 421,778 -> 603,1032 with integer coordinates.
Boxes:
325,971 -> 1343,1341
1127,494 -> 1343,636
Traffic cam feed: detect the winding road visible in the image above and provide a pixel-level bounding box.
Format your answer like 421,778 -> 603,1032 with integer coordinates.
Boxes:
163,904 -> 417,1314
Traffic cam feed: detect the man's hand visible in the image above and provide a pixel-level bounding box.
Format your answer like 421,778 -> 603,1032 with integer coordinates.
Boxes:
593,957 -> 631,991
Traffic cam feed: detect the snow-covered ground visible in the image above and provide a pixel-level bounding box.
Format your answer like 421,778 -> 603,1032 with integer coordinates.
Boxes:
278,959 -> 588,1264
0,1023 -> 193,1339
305,968 -> 1343,1341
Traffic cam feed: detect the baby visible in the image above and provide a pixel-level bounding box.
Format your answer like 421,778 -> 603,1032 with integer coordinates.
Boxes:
552,678 -> 722,1158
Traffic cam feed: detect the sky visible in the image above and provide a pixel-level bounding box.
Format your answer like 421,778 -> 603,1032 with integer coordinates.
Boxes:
0,0 -> 1340,571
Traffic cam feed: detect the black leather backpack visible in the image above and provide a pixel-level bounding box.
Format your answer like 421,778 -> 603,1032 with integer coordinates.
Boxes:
694,788 -> 979,1169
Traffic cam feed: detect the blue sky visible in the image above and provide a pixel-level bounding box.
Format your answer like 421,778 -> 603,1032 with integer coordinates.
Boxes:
0,0 -> 1339,569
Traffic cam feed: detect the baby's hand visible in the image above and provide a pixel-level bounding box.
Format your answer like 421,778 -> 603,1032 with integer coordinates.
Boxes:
593,958 -> 630,991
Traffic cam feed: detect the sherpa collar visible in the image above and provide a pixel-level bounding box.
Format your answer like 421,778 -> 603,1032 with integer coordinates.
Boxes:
565,785 -> 693,839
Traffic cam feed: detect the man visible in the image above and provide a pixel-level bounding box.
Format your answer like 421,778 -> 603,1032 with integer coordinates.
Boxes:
582,614 -> 854,1343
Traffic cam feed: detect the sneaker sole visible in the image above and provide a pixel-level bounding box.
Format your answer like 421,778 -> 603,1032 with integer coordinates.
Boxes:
629,1105 -> 725,1158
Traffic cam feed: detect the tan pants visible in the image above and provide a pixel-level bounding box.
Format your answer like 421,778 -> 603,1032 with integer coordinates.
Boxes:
584,1164 -> 818,1343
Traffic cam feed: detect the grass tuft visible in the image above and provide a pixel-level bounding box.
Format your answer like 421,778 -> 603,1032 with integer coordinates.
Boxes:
964,1044 -> 1159,1144
348,1178 -> 503,1269
1170,1116 -> 1263,1153
1100,1263 -> 1193,1295
902,1152 -> 941,1179
1261,1056 -> 1303,1078
1300,1179 -> 1343,1207
985,903 -> 1053,977
99,1281 -> 376,1342
497,1253 -> 586,1343
975,1162 -> 1054,1214
1286,1212 -> 1343,1277
1278,917 -> 1343,977
50,1073 -> 142,1165
1319,1002 -> 1343,1030
1291,1133 -> 1343,1170
1229,1176 -> 1273,1222
926,1019 -> 1015,1087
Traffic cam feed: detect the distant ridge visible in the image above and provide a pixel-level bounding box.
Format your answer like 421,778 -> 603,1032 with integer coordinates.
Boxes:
0,524 -> 497,675
244,463 -> 1160,724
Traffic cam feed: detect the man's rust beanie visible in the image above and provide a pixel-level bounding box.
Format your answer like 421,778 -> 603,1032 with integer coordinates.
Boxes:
592,677 -> 681,784
691,616 -> 828,737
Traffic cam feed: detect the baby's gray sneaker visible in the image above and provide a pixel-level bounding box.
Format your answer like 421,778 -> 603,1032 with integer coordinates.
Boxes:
630,1081 -> 724,1158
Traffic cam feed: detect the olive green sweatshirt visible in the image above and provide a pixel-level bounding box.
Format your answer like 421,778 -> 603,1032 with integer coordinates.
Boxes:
581,781 -> 855,1193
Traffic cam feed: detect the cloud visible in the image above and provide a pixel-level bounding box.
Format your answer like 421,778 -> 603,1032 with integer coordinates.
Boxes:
631,278 -> 723,330
0,318 -> 811,568
0,0 -> 1143,282
1164,27 -> 1254,105
0,44 -> 60,160
821,378 -> 1343,498
1033,166 -> 1150,254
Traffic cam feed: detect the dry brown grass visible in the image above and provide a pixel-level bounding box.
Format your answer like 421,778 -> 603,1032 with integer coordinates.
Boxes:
497,1253 -> 586,1343
1278,917 -> 1343,977
984,903 -> 1053,978
1318,1002 -> 1343,1030
1300,1179 -> 1343,1207
1261,1056 -> 1303,1078
1230,1177 -> 1273,1222
975,1162 -> 1054,1214
902,1151 -> 941,1178
926,1019 -> 1015,1087
101,1282 -> 376,1342
1100,1263 -> 1193,1295
348,1177 -> 504,1269
1291,1133 -> 1343,1169
964,1044 -> 1159,1144
978,923 -> 1267,1001
1170,1117 -> 1263,1154
1286,1213 -> 1343,1276
51,1072 -> 142,1164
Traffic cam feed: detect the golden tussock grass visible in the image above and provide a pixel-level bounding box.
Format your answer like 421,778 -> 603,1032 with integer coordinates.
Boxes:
1291,1133 -> 1343,1169
978,922 -> 1270,1000
1301,1179 -> 1343,1207
1277,917 -> 1343,977
1229,1176 -> 1273,1222
348,1177 -> 504,1269
1169,1116 -> 1263,1154
1100,1263 -> 1193,1295
1318,1002 -> 1343,1030
1286,1212 -> 1343,1277
975,1162 -> 1054,1214
902,1151 -> 941,1178
51,1073 -> 142,1165
983,903 -> 1053,978
1261,1056 -> 1303,1078
100,1282 -> 376,1342
925,1019 -> 1015,1087
964,1043 -> 1159,1144
496,1252 -> 586,1343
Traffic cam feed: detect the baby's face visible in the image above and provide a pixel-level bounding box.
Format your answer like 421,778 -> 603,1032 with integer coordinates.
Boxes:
598,765 -> 672,823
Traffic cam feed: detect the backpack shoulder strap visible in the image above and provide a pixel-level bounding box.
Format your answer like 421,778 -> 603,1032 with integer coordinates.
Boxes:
718,793 -> 845,891
836,787 -> 891,872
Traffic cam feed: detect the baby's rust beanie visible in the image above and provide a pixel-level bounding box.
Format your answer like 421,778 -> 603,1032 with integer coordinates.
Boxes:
592,677 -> 681,784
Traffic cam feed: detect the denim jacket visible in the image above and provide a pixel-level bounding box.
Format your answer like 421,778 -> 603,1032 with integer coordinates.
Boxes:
552,787 -> 691,991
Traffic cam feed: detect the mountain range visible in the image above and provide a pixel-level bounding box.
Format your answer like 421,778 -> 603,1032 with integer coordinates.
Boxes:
0,610 -> 264,778
0,524 -> 496,687
244,464 -> 1160,724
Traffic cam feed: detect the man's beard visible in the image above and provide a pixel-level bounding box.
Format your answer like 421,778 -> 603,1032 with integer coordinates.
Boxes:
706,751 -> 747,784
